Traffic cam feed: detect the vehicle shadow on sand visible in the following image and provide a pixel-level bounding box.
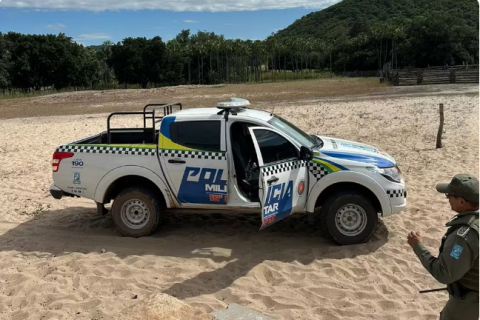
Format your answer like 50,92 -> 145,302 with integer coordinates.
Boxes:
0,207 -> 389,299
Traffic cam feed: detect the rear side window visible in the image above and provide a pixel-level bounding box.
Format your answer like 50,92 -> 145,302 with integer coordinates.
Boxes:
170,120 -> 221,151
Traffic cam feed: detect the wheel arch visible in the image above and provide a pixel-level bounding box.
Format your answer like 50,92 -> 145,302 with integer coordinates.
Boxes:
314,182 -> 382,214
307,171 -> 391,216
94,166 -> 175,208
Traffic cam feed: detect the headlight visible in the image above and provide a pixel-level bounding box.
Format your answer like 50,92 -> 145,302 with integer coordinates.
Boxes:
367,165 -> 402,183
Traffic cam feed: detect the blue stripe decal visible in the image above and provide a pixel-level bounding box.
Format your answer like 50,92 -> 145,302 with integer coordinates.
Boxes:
160,116 -> 175,139
320,151 -> 395,168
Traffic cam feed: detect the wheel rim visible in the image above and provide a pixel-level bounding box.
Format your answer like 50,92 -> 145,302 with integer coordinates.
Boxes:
120,199 -> 150,229
335,204 -> 367,237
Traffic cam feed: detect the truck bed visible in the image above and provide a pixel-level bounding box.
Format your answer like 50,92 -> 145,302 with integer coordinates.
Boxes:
74,128 -> 158,145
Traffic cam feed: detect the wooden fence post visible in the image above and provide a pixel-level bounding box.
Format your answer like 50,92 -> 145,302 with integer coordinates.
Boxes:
449,69 -> 455,83
436,103 -> 444,148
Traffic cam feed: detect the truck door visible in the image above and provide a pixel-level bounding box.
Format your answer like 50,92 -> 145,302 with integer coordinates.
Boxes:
158,117 -> 228,206
247,127 -> 309,229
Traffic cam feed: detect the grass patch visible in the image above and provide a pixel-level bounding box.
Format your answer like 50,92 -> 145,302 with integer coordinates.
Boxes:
0,77 -> 389,119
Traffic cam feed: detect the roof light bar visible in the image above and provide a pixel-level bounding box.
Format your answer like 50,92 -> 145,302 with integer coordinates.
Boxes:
216,97 -> 251,109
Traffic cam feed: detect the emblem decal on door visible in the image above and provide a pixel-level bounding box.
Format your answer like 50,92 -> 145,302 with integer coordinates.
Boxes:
73,172 -> 81,184
297,179 -> 305,196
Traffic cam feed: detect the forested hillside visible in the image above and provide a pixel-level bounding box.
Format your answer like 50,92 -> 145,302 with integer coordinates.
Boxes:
277,0 -> 478,38
0,0 -> 478,94
276,0 -> 479,70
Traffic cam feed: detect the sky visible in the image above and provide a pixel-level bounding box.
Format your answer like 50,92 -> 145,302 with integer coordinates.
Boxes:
0,0 -> 341,46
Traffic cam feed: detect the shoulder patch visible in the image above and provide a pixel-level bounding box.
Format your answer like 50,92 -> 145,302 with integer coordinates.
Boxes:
457,226 -> 470,238
450,244 -> 464,260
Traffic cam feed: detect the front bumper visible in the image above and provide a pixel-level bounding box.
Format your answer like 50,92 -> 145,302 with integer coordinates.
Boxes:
50,184 -> 64,199
391,202 -> 407,215
385,189 -> 407,216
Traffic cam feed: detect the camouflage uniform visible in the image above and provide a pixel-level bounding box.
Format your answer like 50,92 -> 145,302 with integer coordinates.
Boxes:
413,174 -> 479,320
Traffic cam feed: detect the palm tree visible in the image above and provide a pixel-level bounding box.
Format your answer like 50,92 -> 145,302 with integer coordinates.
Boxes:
216,36 -> 225,83
369,23 -> 386,70
277,38 -> 289,80
232,39 -> 243,82
193,39 -> 204,84
175,29 -> 192,84
223,39 -> 233,83
313,39 -> 327,72
266,34 -> 277,81
99,40 -> 115,87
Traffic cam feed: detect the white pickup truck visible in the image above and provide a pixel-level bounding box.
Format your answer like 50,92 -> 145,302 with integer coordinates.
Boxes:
50,98 -> 407,245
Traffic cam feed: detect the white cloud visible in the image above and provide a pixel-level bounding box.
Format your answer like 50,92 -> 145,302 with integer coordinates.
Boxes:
46,23 -> 66,30
183,19 -> 199,23
74,33 -> 111,41
0,0 -> 341,12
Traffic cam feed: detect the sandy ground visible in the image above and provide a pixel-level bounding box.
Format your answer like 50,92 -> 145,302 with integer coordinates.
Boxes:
0,85 -> 478,320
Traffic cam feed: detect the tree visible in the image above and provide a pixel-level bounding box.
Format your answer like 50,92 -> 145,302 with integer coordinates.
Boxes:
1,0 -> 479,95
0,33 -> 11,90
97,40 -> 115,87
175,29 -> 192,83
164,39 -> 187,85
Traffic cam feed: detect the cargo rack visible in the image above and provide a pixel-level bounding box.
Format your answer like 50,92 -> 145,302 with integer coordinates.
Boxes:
106,102 -> 182,144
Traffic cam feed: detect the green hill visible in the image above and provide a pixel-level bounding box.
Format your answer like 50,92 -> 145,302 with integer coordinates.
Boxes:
273,0 -> 478,70
87,45 -> 102,51
276,0 -> 478,40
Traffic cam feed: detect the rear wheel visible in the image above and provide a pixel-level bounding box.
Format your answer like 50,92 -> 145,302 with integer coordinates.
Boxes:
111,187 -> 162,237
319,191 -> 378,245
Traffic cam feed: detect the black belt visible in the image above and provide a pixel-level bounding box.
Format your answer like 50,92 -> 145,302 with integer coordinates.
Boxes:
448,282 -> 479,298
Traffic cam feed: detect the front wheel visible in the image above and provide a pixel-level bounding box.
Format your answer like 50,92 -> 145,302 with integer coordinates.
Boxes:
111,187 -> 162,237
319,191 -> 378,245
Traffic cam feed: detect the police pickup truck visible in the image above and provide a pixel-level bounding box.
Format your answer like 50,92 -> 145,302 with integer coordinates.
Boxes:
50,98 -> 406,245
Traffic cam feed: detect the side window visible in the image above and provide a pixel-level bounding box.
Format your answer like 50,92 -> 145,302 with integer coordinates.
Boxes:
170,120 -> 221,151
253,130 -> 298,165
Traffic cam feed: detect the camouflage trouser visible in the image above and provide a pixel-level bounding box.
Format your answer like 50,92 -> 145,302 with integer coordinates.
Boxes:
439,294 -> 479,320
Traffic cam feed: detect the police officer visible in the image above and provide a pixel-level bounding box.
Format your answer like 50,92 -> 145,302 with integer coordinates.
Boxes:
407,173 -> 479,320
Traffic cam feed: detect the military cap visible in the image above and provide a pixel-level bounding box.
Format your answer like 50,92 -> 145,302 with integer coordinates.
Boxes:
436,173 -> 479,202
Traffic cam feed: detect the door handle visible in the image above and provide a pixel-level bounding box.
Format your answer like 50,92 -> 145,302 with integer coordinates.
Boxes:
267,176 -> 279,185
168,159 -> 186,164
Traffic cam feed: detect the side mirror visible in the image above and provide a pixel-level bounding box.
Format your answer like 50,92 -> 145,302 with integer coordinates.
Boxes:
299,146 -> 313,161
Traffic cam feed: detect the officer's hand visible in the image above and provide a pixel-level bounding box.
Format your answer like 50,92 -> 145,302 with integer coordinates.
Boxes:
407,231 -> 422,248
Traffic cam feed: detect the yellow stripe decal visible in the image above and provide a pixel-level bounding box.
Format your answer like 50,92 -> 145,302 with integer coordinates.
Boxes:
312,159 -> 342,173
160,134 -> 197,151
72,143 -> 157,149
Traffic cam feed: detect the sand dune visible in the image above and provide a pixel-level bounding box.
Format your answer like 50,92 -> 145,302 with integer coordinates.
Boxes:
0,91 -> 478,319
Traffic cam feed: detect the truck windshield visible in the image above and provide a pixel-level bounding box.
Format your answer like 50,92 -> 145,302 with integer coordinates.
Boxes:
268,115 -> 317,148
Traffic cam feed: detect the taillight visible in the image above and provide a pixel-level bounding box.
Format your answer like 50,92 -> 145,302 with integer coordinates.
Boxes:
52,152 -> 74,172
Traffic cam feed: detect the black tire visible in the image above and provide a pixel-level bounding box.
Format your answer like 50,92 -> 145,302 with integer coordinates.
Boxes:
111,186 -> 162,237
319,191 -> 378,245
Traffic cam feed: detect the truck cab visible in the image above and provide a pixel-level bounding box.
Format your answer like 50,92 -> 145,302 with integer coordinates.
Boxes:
50,98 -> 407,245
